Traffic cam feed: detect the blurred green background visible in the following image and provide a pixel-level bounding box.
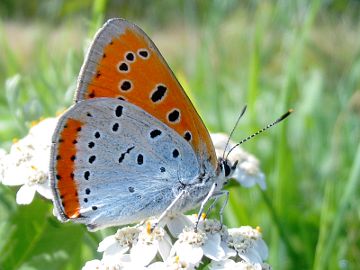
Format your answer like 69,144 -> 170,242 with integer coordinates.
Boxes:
1,0 -> 360,269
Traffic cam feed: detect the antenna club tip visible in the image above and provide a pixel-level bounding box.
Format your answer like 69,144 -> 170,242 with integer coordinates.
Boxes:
277,109 -> 293,122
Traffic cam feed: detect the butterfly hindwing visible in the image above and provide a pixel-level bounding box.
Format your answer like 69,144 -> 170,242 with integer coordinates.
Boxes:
50,98 -> 200,230
76,18 -> 217,168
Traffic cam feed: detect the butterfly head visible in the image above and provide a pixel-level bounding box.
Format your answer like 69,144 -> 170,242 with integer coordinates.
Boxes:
216,157 -> 238,186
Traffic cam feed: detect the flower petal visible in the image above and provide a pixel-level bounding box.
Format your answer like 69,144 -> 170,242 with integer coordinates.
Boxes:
166,214 -> 193,237
176,243 -> 203,265
36,182 -> 53,200
81,259 -> 102,270
202,234 -> 225,261
98,235 -> 117,252
147,262 -> 166,270
239,246 -> 262,264
209,259 -> 237,270
104,242 -> 129,258
130,242 -> 158,266
254,239 -> 268,260
16,185 -> 36,204
2,164 -> 27,186
158,237 -> 172,261
220,241 -> 237,259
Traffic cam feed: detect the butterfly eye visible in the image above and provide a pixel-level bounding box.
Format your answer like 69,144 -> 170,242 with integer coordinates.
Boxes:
224,162 -> 231,177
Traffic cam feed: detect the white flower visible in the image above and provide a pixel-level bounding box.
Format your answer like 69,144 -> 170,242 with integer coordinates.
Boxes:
148,256 -> 196,270
194,216 -> 237,260
98,226 -> 141,267
0,148 -> 7,183
227,226 -> 268,264
82,259 -> 102,270
163,213 -> 193,237
82,216 -> 272,269
1,117 -> 58,204
171,218 -> 231,266
209,259 -> 268,270
94,223 -> 172,268
130,222 -> 172,266
211,133 -> 266,190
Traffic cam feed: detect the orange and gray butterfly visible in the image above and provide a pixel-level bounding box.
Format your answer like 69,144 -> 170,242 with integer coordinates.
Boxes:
75,18 -> 216,168
50,98 -> 216,230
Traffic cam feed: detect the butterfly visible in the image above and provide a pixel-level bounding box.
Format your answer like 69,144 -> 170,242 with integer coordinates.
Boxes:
50,18 -> 237,231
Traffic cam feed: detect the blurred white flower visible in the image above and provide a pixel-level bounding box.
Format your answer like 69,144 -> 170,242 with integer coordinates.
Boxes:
211,133 -> 266,190
0,148 -> 7,182
82,215 -> 271,269
0,117 -> 58,204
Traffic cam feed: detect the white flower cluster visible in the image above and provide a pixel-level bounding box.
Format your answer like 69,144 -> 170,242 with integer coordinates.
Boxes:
0,118 -> 57,204
83,214 -> 270,270
211,133 -> 266,190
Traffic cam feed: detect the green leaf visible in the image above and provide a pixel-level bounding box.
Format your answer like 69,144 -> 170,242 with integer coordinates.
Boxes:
0,198 -> 88,270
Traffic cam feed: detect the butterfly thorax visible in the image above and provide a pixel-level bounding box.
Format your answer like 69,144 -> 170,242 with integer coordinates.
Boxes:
173,157 -> 236,213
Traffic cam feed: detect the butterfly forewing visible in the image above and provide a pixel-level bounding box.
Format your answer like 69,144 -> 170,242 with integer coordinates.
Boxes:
76,18 -> 216,167
50,98 -> 200,229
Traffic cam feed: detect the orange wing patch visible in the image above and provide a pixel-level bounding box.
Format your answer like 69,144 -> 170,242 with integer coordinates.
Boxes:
55,118 -> 83,219
76,19 -> 216,167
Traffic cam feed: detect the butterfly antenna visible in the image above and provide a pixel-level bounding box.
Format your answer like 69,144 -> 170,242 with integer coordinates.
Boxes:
222,105 -> 247,160
225,109 -> 294,160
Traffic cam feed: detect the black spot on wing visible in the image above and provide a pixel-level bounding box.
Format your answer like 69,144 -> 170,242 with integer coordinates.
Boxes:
150,129 -> 162,138
118,146 -> 135,163
172,149 -> 179,158
168,109 -> 180,123
115,105 -> 123,117
184,131 -> 192,141
137,154 -> 144,165
151,85 -> 167,103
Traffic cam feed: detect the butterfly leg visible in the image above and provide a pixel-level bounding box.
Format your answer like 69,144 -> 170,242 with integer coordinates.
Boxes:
204,196 -> 220,218
200,190 -> 229,228
204,190 -> 229,221
151,189 -> 187,231
194,182 -> 217,231
218,190 -> 229,228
